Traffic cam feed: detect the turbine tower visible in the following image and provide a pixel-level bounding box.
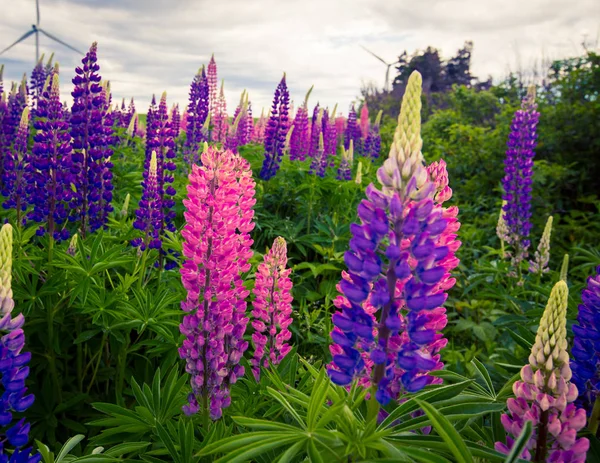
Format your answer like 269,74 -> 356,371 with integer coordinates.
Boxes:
0,0 -> 82,63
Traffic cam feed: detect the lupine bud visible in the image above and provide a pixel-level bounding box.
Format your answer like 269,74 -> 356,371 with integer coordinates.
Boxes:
337,139 -> 353,181
560,254 -> 569,282
67,234 -> 78,256
179,146 -> 256,420
502,86 -> 539,269
529,216 -> 553,275
121,193 -> 130,217
260,74 -> 290,180
355,159 -> 362,184
496,281 -> 589,463
571,266 -> 600,415
251,237 -> 293,381
0,224 -> 40,463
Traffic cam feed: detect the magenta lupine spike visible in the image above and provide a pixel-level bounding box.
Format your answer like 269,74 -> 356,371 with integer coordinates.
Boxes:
207,54 -> 218,117
179,146 -> 256,420
245,101 -> 253,144
324,105 -> 338,167
251,236 -> 293,381
359,103 -> 370,139
308,103 -> 322,159
495,281 -> 589,463
336,114 -> 346,144
211,80 -> 228,143
251,109 -> 267,143
328,72 -> 460,404
289,86 -> 313,161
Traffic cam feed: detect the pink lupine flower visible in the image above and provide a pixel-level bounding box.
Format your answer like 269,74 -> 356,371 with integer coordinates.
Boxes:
211,80 -> 228,143
359,103 -> 369,138
251,237 -> 293,381
207,54 -> 218,117
179,145 -> 256,420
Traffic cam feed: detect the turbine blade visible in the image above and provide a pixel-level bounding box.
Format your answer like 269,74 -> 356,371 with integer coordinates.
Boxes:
0,29 -> 35,55
360,44 -> 388,66
37,28 -> 83,55
36,0 -> 40,25
385,66 -> 390,91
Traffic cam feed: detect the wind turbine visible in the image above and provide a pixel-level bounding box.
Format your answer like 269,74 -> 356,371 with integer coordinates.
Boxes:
0,0 -> 82,64
360,45 -> 398,92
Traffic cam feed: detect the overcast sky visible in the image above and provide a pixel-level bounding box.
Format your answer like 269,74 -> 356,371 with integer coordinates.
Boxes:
0,0 -> 598,116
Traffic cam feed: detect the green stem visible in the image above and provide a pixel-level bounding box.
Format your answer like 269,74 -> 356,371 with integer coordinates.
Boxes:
47,299 -> 62,403
366,388 -> 380,427
76,317 -> 83,393
306,176 -> 316,233
202,393 -> 210,430
589,395 -> 600,436
86,333 -> 108,395
534,409 -> 549,463
115,340 -> 129,406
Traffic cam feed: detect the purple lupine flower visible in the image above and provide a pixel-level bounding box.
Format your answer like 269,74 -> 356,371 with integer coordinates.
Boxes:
131,151 -> 162,251
309,132 -> 327,177
29,72 -> 76,241
328,72 -> 460,404
260,74 -> 290,180
2,108 -> 31,225
0,223 -> 41,463
4,78 -> 28,150
308,103 -> 321,159
501,87 -> 539,268
571,265 -> 600,416
29,55 -> 46,116
121,97 -> 135,130
289,86 -> 312,161
145,95 -> 158,167
184,67 -> 209,167
364,110 -> 382,161
207,54 -> 218,118
324,105 -> 338,167
337,140 -> 353,181
0,65 -> 4,96
235,92 -> 251,146
344,104 -> 362,156
70,42 -> 114,236
171,104 -> 181,139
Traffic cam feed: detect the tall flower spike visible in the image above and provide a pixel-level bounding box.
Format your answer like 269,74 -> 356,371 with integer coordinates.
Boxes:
131,151 -> 162,251
359,103 -> 369,138
260,74 -> 290,180
0,224 -> 40,463
207,54 -> 218,117
251,237 -> 293,381
529,216 -> 553,275
70,42 -> 114,236
179,146 -> 256,420
496,281 -> 589,462
289,86 -> 313,161
184,67 -> 209,167
328,71 -> 459,405
571,266 -> 600,424
364,110 -> 382,161
337,139 -> 353,181
211,80 -> 228,143
29,72 -> 76,241
344,104 -> 362,156
2,108 -> 31,225
501,86 -> 539,270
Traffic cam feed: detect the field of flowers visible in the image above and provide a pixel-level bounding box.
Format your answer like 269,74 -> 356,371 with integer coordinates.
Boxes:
0,42 -> 598,462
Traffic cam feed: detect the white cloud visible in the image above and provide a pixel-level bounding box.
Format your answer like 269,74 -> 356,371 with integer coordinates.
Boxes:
0,0 -> 598,117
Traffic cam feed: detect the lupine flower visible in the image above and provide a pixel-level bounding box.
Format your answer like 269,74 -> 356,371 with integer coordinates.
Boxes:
308,104 -> 321,159
211,80 -> 228,143
29,55 -> 47,116
496,200 -> 509,243
121,193 -> 130,217
501,86 -> 539,269
170,104 -> 181,139
324,104 -> 338,165
207,54 -> 218,117
344,104 -> 362,156
251,108 -> 268,144
260,74 -> 290,180
359,103 -> 369,138
4,78 -> 28,150
328,71 -> 460,405
560,254 -> 569,283
179,146 -> 256,420
0,224 -> 40,463
29,73 -> 76,241
335,114 -> 346,144
67,233 -> 78,256
2,108 -> 31,224
70,42 -> 114,236
571,266 -> 600,418
184,67 -> 209,166
289,86 -> 313,161
309,132 -> 326,177
121,98 -> 135,130
0,65 -> 4,96
355,160 -> 363,184
132,151 -> 162,251
495,281 -> 589,463
529,216 -> 553,275
364,110 -> 382,161
337,140 -> 353,181
251,237 -> 293,381
235,92 -> 252,146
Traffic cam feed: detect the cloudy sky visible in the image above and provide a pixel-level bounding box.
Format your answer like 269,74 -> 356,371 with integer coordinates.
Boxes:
0,0 -> 598,115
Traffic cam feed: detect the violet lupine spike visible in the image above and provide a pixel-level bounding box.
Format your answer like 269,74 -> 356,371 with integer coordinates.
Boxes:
496,281 -> 589,463
328,72 -> 460,404
179,146 -> 256,420
289,86 -> 313,161
324,105 -> 338,167
121,97 -> 135,130
308,103 -> 322,159
344,104 -> 362,156
70,42 -> 114,236
2,108 -> 31,225
260,74 -> 290,180
337,140 -> 353,181
29,72 -> 76,241
211,80 -> 228,143
207,54 -> 218,118
364,110 -> 382,161
184,67 -> 210,167
4,79 -> 28,150
235,93 -> 251,146
131,151 -> 162,251
501,86 -> 539,270
309,131 -> 326,177
29,55 -> 46,116
171,104 -> 181,139
0,224 -> 41,463
571,265 -> 600,418
251,236 -> 293,381
145,95 -> 158,168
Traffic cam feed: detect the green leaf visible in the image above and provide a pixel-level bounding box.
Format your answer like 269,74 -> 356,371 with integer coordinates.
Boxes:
415,399 -> 473,463
56,435 -> 85,463
504,421 -> 532,463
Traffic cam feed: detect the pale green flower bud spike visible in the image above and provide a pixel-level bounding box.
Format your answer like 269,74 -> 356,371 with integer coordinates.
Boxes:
126,113 -> 137,138
355,160 -> 363,184
560,254 -> 569,283
304,85 -> 314,106
67,234 -> 78,256
375,110 -> 383,126
0,224 -> 14,315
121,193 -> 131,217
528,280 -> 570,378
150,151 -> 158,176
348,139 -> 354,166
284,125 -> 294,155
